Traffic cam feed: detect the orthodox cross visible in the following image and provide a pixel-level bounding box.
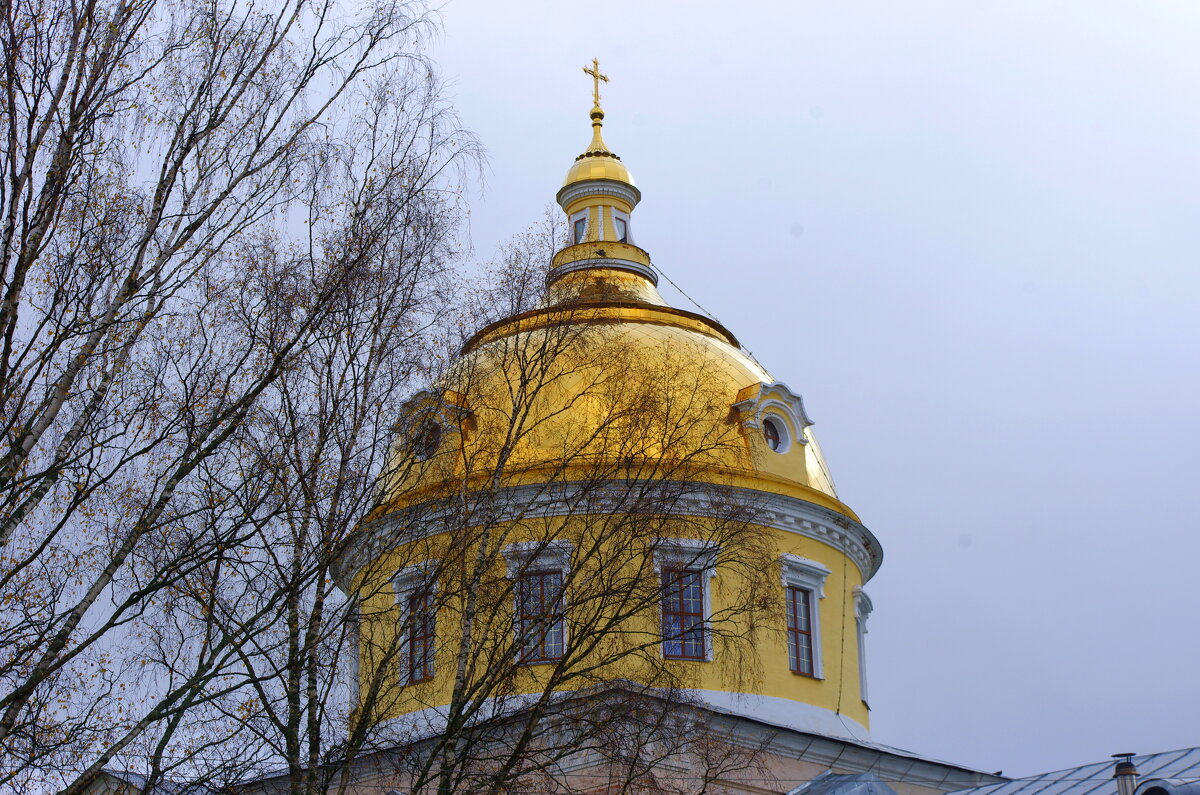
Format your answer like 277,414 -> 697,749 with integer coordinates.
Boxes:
583,58 -> 608,107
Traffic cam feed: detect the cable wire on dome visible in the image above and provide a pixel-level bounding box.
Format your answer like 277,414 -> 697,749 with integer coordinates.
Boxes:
653,261 -> 769,371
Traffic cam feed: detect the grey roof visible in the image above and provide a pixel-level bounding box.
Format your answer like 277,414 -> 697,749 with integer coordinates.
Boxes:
947,748 -> 1200,795
788,770 -> 900,795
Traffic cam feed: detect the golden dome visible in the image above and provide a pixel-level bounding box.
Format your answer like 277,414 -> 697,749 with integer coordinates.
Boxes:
562,107 -> 636,189
380,277 -> 847,521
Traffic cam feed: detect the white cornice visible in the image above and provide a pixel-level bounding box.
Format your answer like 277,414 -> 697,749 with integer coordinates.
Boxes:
331,482 -> 883,591
556,179 -> 642,209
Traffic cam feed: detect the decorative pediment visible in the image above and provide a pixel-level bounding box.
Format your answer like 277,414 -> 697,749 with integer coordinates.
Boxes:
395,389 -> 474,461
400,389 -> 472,423
731,381 -> 813,442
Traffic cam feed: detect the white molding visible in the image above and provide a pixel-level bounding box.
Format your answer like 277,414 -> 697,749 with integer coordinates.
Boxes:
556,179 -> 642,210
780,555 -> 830,679
854,587 -> 873,704
853,587 -> 873,622
501,540 -> 573,578
732,382 -> 814,449
362,684 -> 1001,788
780,554 -> 831,597
331,482 -> 883,592
651,537 -> 719,575
391,560 -> 437,598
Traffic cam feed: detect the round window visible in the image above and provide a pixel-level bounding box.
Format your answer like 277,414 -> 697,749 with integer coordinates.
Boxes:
412,419 -> 443,461
763,417 -> 786,452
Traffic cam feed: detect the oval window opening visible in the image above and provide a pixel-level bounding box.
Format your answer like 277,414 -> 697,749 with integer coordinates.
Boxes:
412,419 -> 443,461
763,418 -> 785,452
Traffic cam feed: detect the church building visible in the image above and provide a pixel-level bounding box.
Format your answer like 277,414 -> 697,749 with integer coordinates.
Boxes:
95,64 -> 1185,795
318,62 -> 1006,794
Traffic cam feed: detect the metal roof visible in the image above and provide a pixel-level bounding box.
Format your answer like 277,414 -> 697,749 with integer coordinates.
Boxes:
788,770 -> 900,795
947,748 -> 1200,795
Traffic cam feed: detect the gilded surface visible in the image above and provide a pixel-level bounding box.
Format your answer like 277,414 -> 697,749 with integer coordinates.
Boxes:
350,78 -> 874,741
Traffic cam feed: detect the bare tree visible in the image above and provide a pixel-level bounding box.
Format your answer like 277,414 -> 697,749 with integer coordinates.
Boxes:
0,1 -> 795,790
0,0 -> 476,790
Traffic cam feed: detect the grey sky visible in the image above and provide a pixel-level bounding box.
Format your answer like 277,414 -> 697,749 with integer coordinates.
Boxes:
425,0 -> 1200,777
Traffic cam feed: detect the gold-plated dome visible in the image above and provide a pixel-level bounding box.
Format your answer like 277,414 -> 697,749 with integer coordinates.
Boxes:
562,107 -> 636,188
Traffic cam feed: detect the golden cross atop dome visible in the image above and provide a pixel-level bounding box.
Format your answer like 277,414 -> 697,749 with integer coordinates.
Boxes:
583,58 -> 608,108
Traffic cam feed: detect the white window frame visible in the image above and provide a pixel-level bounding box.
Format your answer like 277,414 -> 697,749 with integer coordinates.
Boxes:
780,554 -> 831,679
391,562 -> 438,685
570,210 -> 588,244
503,541 -> 573,663
652,538 -> 720,662
762,414 -> 791,454
612,209 -> 631,243
854,586 -> 873,703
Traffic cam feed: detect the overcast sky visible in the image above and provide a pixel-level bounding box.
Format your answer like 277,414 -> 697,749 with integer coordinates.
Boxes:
424,0 -> 1200,777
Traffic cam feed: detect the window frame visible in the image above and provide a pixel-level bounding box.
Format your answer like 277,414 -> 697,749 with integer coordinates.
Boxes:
502,541 -> 573,666
406,588 -> 436,683
763,417 -> 785,452
779,554 -> 830,679
570,211 -> 588,244
652,539 -> 719,662
661,567 -> 707,660
786,584 -> 816,676
391,562 -> 438,685
515,569 -> 566,664
612,212 -> 630,243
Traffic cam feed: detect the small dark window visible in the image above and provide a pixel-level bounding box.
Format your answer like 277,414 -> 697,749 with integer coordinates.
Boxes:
412,419 -> 442,460
517,570 -> 565,663
614,217 -> 627,243
573,218 -> 586,243
407,590 -> 435,683
662,568 -> 706,659
787,585 -> 815,676
763,418 -> 784,452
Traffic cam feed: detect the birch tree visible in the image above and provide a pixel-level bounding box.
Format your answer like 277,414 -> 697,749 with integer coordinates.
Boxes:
0,0 -> 475,790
